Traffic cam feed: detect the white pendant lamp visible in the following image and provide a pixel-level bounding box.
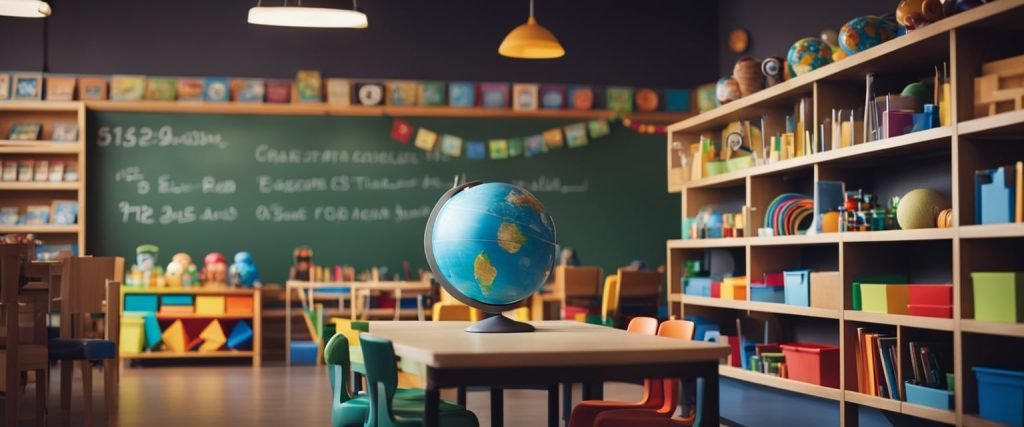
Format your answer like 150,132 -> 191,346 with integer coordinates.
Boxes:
248,0 -> 367,28
498,0 -> 564,59
0,0 -> 51,18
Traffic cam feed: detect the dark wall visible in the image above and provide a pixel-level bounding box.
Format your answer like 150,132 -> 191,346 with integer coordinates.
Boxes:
0,0 -> 718,88
717,0 -> 897,78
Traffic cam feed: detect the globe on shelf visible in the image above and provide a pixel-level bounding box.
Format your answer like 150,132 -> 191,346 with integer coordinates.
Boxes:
787,37 -> 833,76
425,181 -> 557,333
838,15 -> 898,56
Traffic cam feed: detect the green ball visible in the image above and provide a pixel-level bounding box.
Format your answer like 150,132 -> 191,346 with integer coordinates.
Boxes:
896,188 -> 946,229
901,82 -> 932,105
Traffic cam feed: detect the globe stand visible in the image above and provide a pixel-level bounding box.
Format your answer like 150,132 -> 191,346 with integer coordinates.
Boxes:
465,313 -> 535,333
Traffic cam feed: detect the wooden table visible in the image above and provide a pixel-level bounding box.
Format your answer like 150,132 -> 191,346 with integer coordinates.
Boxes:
367,320 -> 730,427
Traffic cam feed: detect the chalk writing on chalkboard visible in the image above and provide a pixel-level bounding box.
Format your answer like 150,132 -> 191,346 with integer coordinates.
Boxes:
96,126 -> 226,149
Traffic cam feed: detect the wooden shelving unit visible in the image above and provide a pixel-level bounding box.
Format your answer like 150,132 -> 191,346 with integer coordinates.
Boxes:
0,101 -> 85,254
665,2 -> 1024,425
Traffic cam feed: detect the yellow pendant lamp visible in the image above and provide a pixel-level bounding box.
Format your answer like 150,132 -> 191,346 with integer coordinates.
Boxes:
498,0 -> 564,59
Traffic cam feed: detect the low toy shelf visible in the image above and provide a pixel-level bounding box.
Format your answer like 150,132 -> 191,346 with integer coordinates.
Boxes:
119,287 -> 262,366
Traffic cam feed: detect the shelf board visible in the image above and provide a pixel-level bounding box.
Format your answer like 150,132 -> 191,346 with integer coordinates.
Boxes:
960,319 -> 1024,338
667,238 -> 748,249
749,234 -> 840,246
679,295 -> 840,319
959,109 -> 1024,137
155,313 -> 254,320
841,228 -> 954,243
719,365 -> 842,400
0,224 -> 80,234
121,350 -> 255,359
963,413 -> 1012,427
900,401 -> 957,425
0,141 -> 82,154
0,101 -> 83,112
844,390 -> 901,412
959,223 -> 1024,239
844,310 -> 954,331
0,181 -> 79,191
122,287 -> 258,295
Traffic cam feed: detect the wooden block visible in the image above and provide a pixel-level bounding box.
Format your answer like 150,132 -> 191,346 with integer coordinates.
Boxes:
810,272 -> 842,310
195,296 -> 226,315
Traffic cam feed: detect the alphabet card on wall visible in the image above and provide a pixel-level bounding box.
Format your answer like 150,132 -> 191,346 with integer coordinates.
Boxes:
448,81 -> 475,107
177,78 -> 204,102
512,83 -> 539,111
231,79 -> 265,103
203,77 -> 230,102
111,75 -> 145,101
326,79 -> 351,106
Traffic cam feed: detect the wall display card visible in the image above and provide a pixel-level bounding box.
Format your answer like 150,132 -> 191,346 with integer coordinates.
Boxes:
45,76 -> 77,101
177,78 -> 204,102
231,79 -> 265,103
110,75 -> 146,101
78,77 -> 108,100
203,77 -> 230,102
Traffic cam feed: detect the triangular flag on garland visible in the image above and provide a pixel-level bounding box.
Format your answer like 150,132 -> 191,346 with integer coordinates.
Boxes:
543,128 -> 564,149
440,134 -> 463,157
508,138 -> 524,157
390,119 -> 413,143
414,128 -> 439,151
564,123 -> 588,148
524,135 -> 545,157
489,139 -> 509,159
466,141 -> 486,160
588,120 -> 611,138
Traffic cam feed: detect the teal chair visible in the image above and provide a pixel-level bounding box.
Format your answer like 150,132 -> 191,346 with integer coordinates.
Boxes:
359,335 -> 479,427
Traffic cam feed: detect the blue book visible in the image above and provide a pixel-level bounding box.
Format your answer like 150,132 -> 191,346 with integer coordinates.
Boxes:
878,337 -> 900,400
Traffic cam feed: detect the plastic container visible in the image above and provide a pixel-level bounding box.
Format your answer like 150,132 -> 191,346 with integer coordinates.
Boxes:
907,304 -> 953,318
711,282 -> 721,298
684,277 -> 712,297
780,343 -> 839,388
683,315 -> 719,341
784,270 -> 811,307
161,295 -> 194,306
764,272 -> 785,287
195,296 -> 226,315
750,284 -> 785,303
904,381 -> 954,410
119,315 -> 145,355
907,284 -> 953,306
860,284 -> 910,314
974,366 -> 1024,426
722,277 -> 748,300
124,294 -> 158,312
291,340 -> 319,365
852,275 -> 908,311
226,296 -> 254,314
971,272 -> 1024,323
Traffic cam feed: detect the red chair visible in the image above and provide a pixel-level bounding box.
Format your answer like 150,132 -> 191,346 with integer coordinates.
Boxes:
568,319 -> 693,427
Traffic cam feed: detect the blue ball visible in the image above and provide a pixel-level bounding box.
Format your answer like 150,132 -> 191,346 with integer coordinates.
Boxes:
428,182 -> 556,307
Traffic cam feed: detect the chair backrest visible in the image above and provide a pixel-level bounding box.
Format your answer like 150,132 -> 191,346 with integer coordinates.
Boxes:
617,269 -> 663,298
59,256 -> 124,340
433,303 -> 474,321
324,334 -> 353,406
657,319 -> 695,341
601,275 -> 621,323
360,334 -> 400,426
555,265 -> 602,304
625,316 -> 658,335
0,244 -> 31,304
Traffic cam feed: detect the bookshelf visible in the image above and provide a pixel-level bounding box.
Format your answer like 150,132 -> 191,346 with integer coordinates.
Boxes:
0,101 -> 86,254
665,2 -> 1024,425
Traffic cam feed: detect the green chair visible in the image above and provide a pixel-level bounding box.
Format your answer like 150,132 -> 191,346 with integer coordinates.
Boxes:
359,335 -> 479,427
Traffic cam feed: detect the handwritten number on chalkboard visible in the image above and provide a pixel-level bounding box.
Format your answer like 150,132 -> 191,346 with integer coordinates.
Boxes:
97,127 -> 111,147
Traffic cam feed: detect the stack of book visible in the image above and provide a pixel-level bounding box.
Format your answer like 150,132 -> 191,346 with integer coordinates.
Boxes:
855,328 -> 900,400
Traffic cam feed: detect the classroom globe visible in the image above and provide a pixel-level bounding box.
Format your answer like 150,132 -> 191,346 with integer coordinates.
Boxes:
425,182 -> 557,311
786,38 -> 833,76
838,16 -> 898,55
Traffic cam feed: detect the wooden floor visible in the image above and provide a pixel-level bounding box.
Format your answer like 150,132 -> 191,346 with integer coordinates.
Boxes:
8,363 -> 649,426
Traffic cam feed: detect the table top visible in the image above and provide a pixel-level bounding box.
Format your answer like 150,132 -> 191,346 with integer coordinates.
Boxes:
367,320 -> 730,369
286,280 -> 430,292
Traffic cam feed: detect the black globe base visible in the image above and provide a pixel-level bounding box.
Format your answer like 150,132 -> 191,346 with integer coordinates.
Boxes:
464,313 -> 535,333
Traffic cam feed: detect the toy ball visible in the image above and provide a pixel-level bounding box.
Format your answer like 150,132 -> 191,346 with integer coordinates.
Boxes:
897,0 -> 944,30
715,77 -> 742,104
902,82 -> 933,104
787,38 -> 833,76
896,188 -> 946,229
839,16 -> 898,55
733,57 -> 764,96
820,29 -> 839,49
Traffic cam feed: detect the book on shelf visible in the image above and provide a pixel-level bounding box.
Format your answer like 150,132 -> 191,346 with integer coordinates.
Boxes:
856,328 -> 900,399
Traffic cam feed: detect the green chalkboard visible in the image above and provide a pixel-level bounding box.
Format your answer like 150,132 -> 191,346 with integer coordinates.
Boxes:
86,112 -> 675,283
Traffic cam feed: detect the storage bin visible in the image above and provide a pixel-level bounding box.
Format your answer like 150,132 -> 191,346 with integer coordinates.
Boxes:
904,381 -> 954,410
860,284 -> 910,314
119,315 -> 145,355
161,295 -> 194,306
159,305 -> 194,315
974,366 -> 1024,426
976,166 -> 1015,225
226,296 -> 254,314
125,294 -> 158,312
852,275 -> 907,311
711,282 -> 721,298
684,277 -> 712,297
722,277 -> 747,300
908,284 -> 953,306
195,296 -> 226,315
291,340 -> 319,365
750,284 -> 785,303
780,343 -> 839,388
810,272 -> 841,310
907,304 -> 953,318
764,272 -> 785,287
683,315 -> 719,341
972,272 -> 1024,323
784,269 -> 811,307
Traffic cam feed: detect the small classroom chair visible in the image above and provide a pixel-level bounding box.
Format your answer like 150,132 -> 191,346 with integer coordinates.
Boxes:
49,256 -> 124,427
0,244 -> 50,426
431,286 -> 481,322
359,335 -> 479,427
599,275 -> 621,327
591,379 -> 705,427
568,319 -> 694,427
616,269 -> 663,323
554,266 -> 602,320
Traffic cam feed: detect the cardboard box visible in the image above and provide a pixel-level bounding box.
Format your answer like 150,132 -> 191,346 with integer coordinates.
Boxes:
810,272 -> 841,310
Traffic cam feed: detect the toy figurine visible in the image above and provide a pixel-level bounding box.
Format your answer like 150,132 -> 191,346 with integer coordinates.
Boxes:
130,244 -> 164,287
165,252 -> 196,288
733,57 -> 764,97
761,57 -> 785,87
229,251 -> 261,288
290,246 -> 313,281
201,252 -> 228,287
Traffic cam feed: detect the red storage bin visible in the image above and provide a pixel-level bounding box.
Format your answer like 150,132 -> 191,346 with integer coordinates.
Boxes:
908,284 -> 952,306
780,343 -> 839,388
907,303 -> 953,318
711,282 -> 721,298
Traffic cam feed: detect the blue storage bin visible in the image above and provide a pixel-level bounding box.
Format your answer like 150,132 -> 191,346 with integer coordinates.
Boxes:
784,270 -> 811,307
290,340 -> 319,365
161,295 -> 194,306
750,284 -> 785,303
683,315 -> 719,341
124,295 -> 158,312
684,277 -> 712,297
905,381 -> 953,410
975,366 -> 1024,426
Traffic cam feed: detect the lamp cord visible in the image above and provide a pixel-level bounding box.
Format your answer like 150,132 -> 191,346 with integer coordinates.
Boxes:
41,14 -> 48,72
529,0 -> 534,17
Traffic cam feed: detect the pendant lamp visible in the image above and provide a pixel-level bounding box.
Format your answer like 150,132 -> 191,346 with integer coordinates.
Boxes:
248,0 -> 367,28
0,0 -> 51,18
498,0 -> 564,59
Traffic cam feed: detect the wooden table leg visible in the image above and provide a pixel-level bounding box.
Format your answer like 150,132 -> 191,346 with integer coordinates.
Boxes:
424,370 -> 440,427
562,382 -> 572,423
698,363 -> 719,427
490,387 -> 504,427
582,381 -> 603,401
547,384 -> 558,427
457,386 -> 467,406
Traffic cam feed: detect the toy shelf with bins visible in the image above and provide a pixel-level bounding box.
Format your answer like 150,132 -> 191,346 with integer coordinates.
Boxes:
0,101 -> 86,253
119,287 -> 262,366
665,2 -> 1024,425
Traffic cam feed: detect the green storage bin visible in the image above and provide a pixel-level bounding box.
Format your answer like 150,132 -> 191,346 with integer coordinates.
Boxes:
972,272 -> 1024,323
852,275 -> 906,311
860,284 -> 910,314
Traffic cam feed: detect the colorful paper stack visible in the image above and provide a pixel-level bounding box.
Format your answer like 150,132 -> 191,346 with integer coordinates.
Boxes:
763,193 -> 814,236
